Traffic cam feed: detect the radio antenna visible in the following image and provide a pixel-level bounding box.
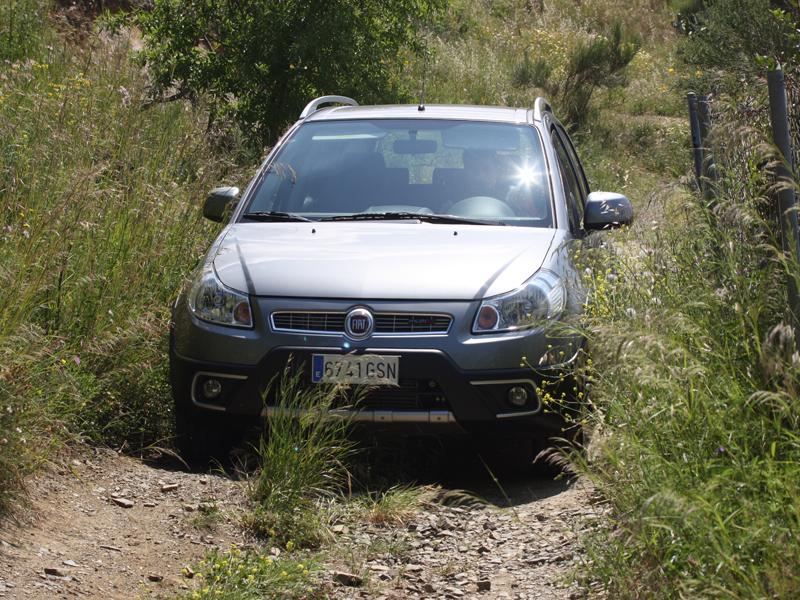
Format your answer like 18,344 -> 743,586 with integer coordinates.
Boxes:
418,50 -> 428,111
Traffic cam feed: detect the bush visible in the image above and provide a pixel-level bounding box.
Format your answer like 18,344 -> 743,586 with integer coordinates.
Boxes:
678,0 -> 799,79
134,0 -> 444,148
184,545 -> 321,600
511,51 -> 552,89
556,22 -> 639,128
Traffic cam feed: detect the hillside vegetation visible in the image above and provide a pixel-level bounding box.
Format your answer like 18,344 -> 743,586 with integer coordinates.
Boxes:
3,0 -> 799,597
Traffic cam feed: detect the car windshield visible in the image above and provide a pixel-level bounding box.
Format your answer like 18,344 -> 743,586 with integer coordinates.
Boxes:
245,119 -> 552,227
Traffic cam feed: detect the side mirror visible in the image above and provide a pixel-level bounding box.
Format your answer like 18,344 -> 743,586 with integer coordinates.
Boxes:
584,191 -> 633,230
203,186 -> 240,222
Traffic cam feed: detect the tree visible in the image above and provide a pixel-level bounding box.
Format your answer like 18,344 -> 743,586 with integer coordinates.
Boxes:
136,0 -> 443,147
678,0 -> 800,76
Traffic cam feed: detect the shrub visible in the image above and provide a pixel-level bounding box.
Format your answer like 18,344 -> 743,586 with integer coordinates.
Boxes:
678,0 -> 799,80
556,22 -> 639,128
511,51 -> 552,89
134,0 -> 444,148
185,545 -> 321,600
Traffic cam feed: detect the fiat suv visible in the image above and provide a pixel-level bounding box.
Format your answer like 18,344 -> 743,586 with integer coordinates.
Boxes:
169,96 -> 633,460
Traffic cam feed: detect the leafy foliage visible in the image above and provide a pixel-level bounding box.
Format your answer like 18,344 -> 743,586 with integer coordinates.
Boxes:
135,0 -> 444,147
184,545 -> 321,600
679,0 -> 800,77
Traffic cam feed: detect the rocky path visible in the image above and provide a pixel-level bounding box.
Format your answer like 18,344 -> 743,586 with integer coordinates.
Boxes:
0,448 -> 601,599
325,478 -> 600,600
0,448 -> 248,599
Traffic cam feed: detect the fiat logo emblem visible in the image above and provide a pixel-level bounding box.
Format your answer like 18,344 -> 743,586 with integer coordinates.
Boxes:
345,307 -> 374,340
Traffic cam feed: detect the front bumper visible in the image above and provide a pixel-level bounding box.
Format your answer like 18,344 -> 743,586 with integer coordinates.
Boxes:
170,295 -> 583,433
170,344 -> 581,435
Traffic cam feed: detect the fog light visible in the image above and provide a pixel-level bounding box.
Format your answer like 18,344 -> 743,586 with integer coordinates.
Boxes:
202,378 -> 223,399
507,385 -> 528,407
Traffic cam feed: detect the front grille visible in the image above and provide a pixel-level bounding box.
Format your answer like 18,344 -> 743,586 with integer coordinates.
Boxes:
374,313 -> 451,334
271,312 -> 346,333
270,311 -> 452,335
332,379 -> 450,411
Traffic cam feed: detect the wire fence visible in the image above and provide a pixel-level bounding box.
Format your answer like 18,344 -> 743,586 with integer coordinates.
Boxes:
785,68 -> 800,176
687,69 -> 800,339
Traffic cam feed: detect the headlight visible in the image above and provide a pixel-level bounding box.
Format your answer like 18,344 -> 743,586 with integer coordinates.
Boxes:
187,266 -> 253,328
473,270 -> 566,333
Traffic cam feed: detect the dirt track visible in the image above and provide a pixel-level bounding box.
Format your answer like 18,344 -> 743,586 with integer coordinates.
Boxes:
0,446 -> 602,599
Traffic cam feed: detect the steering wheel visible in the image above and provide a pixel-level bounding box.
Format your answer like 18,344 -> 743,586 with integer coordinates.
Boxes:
448,196 -> 516,219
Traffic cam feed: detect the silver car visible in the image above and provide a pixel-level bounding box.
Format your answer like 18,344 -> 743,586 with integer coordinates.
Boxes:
169,96 -> 632,460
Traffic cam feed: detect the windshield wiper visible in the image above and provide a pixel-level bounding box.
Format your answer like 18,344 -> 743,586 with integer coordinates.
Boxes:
242,211 -> 313,222
318,212 -> 505,226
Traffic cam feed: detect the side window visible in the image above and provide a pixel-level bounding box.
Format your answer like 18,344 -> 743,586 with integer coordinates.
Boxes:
551,129 -> 584,232
555,124 -> 589,198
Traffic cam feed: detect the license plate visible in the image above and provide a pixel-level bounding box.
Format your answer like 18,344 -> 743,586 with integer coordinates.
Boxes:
311,354 -> 399,385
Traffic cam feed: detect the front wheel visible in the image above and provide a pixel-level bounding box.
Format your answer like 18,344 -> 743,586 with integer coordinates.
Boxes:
174,402 -> 246,467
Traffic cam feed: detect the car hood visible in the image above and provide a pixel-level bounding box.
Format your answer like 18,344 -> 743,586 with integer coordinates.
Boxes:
212,222 -> 556,300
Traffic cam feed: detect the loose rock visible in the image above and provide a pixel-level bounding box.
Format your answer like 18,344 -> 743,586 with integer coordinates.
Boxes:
43,567 -> 66,578
332,571 -> 363,587
112,497 -> 134,509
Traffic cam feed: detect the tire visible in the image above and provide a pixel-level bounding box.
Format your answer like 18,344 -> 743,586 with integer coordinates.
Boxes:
174,402 -> 246,467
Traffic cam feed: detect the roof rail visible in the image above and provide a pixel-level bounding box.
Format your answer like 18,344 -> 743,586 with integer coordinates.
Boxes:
299,95 -> 359,119
533,97 -> 552,121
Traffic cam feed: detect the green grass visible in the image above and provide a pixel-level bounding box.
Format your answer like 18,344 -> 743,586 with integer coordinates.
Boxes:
242,369 -> 357,548
0,12 -> 246,512
182,545 -> 322,600
573,117 -> 800,596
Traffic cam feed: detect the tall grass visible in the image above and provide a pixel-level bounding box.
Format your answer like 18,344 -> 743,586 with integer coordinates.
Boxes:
244,369 -> 357,549
0,0 -> 50,61
0,18 -> 246,512
575,118 -> 800,596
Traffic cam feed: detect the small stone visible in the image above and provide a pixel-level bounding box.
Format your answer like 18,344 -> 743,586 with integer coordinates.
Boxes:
423,583 -> 436,593
62,560 -> 78,568
369,564 -> 390,572
183,504 -> 197,512
405,564 -> 423,572
183,566 -> 195,579
143,502 -> 157,508
112,497 -> 134,509
44,567 -> 66,578
332,571 -> 363,587
161,483 -> 179,493
147,574 -> 163,582
331,524 -> 348,534
477,580 -> 491,592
